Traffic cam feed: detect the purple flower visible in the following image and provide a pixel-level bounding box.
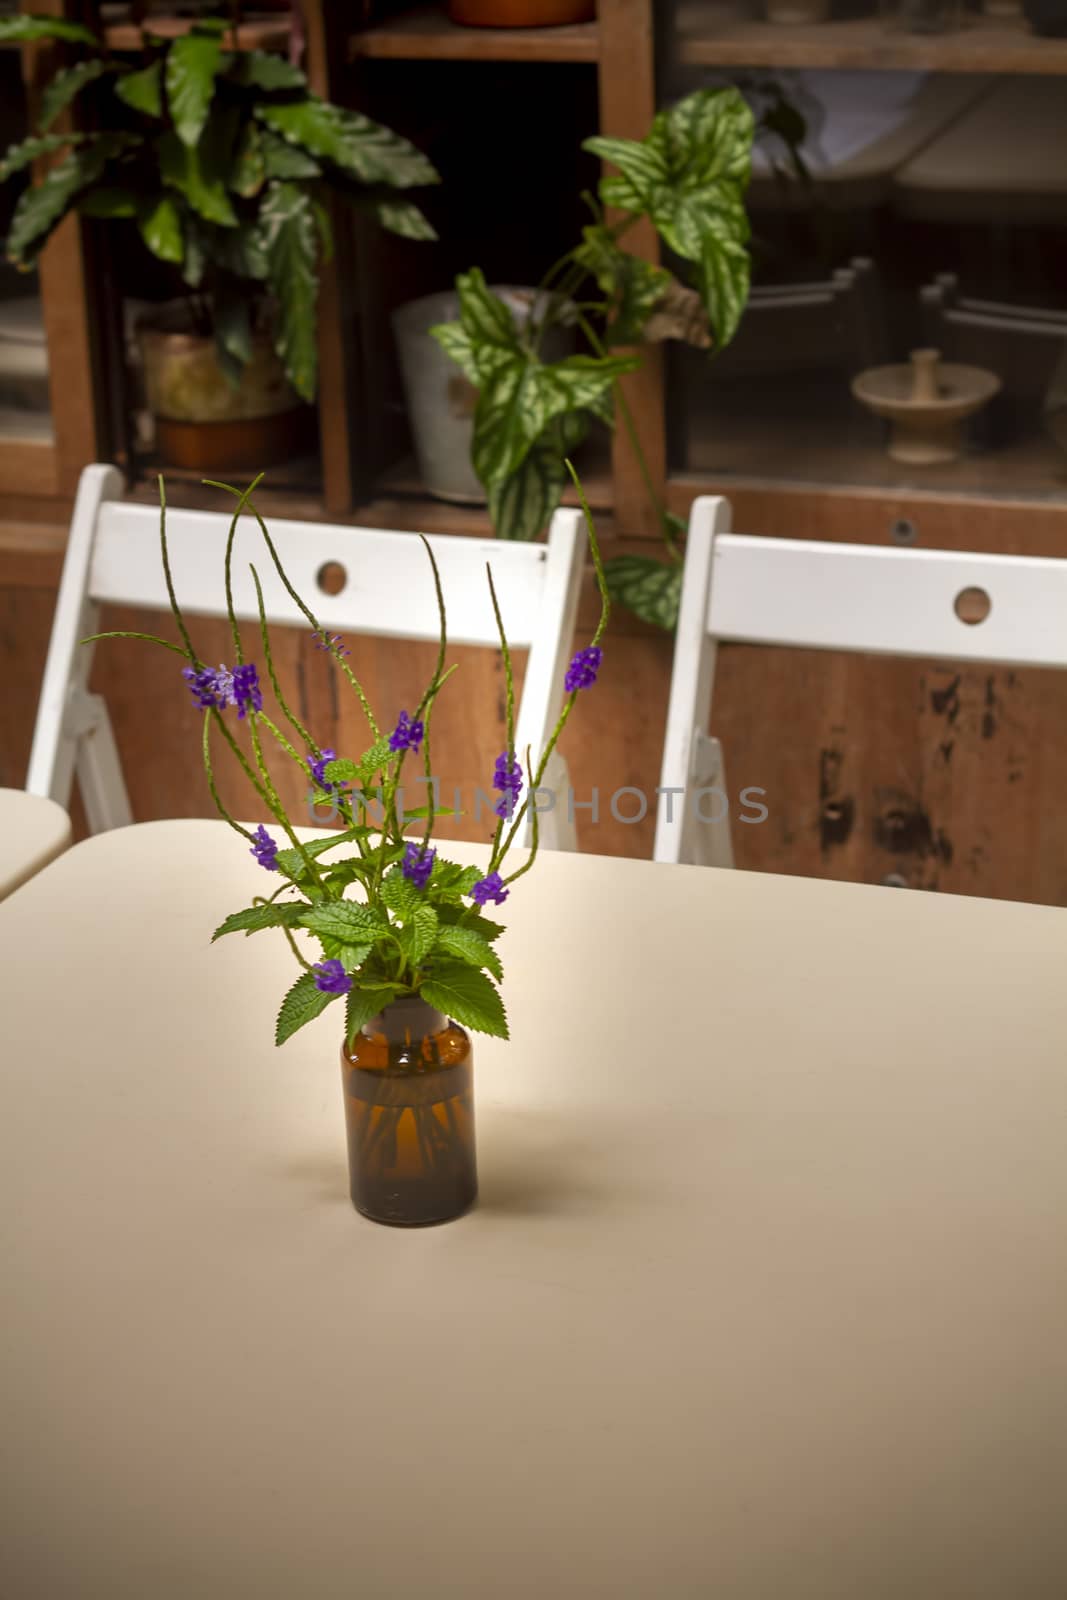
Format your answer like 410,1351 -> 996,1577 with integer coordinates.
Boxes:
564,645 -> 603,694
313,629 -> 350,659
493,751 -> 523,819
313,959 -> 352,995
470,871 -> 508,907
389,710 -> 424,753
232,662 -> 263,720
250,824 -> 278,871
402,841 -> 435,890
308,747 -> 337,790
182,664 -> 234,711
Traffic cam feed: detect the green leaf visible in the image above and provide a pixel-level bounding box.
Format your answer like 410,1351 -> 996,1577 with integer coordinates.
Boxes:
421,962 -> 508,1040
453,267 -> 521,379
276,969 -> 337,1046
213,282 -> 252,384
604,554 -> 681,632
356,736 -> 395,783
381,867 -> 423,922
0,16 -> 98,45
230,119 -> 265,198
436,904 -> 505,942
583,86 -> 754,351
115,59 -> 163,119
208,218 -> 269,282
433,923 -> 502,981
256,179 -> 318,400
317,937 -> 372,972
488,410 -> 587,543
158,128 -> 237,227
230,51 -> 307,92
256,98 -> 438,189
273,827 -> 365,879
0,132 -> 85,183
299,901 -> 388,943
401,904 -> 438,967
40,59 -> 109,130
212,900 -> 308,940
429,320 -> 479,386
430,861 -> 483,898
259,128 -> 321,181
374,199 -> 437,241
5,134 -> 129,266
345,985 -> 393,1047
472,349 -> 635,490
137,193 -> 183,262
575,226 -> 670,345
166,27 -> 224,147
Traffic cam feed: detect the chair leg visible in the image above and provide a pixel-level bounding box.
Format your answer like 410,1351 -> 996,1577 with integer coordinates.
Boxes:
526,749 -> 577,852
681,732 -> 735,869
75,695 -> 133,833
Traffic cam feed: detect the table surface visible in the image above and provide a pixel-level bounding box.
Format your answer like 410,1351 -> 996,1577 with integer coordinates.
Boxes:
0,787 -> 70,901
2,821 -> 1066,1600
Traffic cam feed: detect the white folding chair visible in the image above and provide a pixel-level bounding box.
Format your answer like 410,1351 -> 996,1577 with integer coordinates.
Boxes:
27,464 -> 586,850
656,494 -> 1067,867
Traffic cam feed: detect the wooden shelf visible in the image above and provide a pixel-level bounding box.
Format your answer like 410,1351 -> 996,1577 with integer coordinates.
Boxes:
350,6 -> 599,63
102,13 -> 290,51
675,14 -> 1067,74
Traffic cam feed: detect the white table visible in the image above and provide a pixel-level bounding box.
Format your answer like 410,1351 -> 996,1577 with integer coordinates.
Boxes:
2,821 -> 1066,1599
0,787 -> 70,901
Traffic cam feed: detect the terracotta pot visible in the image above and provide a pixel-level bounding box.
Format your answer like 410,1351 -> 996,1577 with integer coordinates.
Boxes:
137,305 -> 313,471
448,0 -> 595,26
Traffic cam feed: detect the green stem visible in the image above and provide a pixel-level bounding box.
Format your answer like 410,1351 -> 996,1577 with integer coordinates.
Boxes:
157,476 -> 200,666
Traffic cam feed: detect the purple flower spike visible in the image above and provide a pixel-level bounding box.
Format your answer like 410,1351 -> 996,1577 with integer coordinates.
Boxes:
564,645 -> 603,694
313,630 -> 351,659
493,751 -> 523,819
250,824 -> 278,871
308,747 -> 337,790
402,841 -> 435,890
470,871 -> 508,907
389,710 -> 424,753
232,662 -> 263,720
182,664 -> 234,711
313,959 -> 352,995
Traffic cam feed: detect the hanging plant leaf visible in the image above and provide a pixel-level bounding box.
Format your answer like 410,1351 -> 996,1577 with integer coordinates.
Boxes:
115,59 -> 163,119
256,99 -> 437,189
488,411 -> 587,543
259,128 -> 321,181
230,120 -> 265,197
603,555 -> 682,632
230,51 -> 307,93
40,60 -> 109,130
137,194 -> 183,262
0,131 -> 87,182
166,27 -> 225,148
374,199 -> 437,241
5,133 -> 130,266
0,15 -> 99,45
257,179 -> 318,400
157,127 -> 237,227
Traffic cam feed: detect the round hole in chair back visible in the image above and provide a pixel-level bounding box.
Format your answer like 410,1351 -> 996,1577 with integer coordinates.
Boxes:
316,561 -> 347,597
954,586 -> 991,626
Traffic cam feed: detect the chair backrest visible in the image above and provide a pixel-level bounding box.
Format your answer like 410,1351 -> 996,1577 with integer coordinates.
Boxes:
656,495 -> 1067,866
27,464 -> 585,845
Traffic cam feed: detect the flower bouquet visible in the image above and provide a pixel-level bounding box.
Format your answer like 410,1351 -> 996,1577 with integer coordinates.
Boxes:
88,469 -> 608,1225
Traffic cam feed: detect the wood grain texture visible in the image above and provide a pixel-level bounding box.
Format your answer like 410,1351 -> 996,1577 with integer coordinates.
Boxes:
350,7 -> 599,61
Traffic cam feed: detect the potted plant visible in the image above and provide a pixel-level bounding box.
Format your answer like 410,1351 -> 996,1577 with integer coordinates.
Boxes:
430,83 -> 805,629
0,11 -> 438,469
85,464 -> 609,1226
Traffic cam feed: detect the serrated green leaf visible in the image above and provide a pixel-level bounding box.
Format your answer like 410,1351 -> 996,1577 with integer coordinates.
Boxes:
300,901 -> 388,943
432,923 -> 502,981
316,937 -> 372,972
357,736 -> 395,783
435,904 -> 505,942
256,98 -> 438,189
137,193 -> 183,262
0,132 -> 86,183
212,900 -> 308,940
166,27 -> 224,147
276,969 -> 337,1046
230,50 -> 307,93
40,59 -> 109,130
0,15 -> 98,45
374,199 -> 437,241
381,867 -> 422,921
429,861 -> 483,897
604,554 -> 681,632
158,127 -> 237,227
421,962 -> 508,1040
115,59 -> 162,119
255,179 -> 317,400
345,985 -> 394,1046
273,827 -> 366,879
405,904 -> 438,966
6,134 -> 131,266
